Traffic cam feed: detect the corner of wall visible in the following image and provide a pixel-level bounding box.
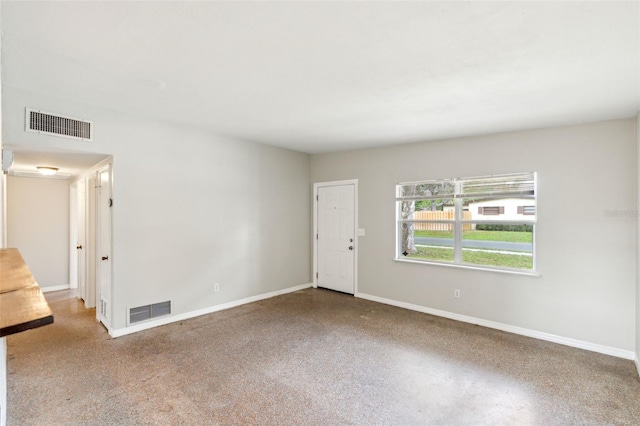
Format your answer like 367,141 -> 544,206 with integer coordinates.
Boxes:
636,111 -> 640,377
0,0 -> 8,421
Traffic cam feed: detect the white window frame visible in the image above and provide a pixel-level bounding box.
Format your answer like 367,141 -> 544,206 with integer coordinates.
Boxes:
395,172 -> 537,274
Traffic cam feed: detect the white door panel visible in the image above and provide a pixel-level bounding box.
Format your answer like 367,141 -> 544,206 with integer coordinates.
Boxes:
97,167 -> 112,328
77,180 -> 86,301
86,176 -> 97,309
317,184 -> 355,294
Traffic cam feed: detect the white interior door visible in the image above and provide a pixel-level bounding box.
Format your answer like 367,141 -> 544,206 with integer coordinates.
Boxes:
86,176 -> 97,309
69,184 -> 78,290
76,179 -> 87,301
97,166 -> 112,328
317,184 -> 356,294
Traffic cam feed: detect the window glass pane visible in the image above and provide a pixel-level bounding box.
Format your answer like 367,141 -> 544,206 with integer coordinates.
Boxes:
461,225 -> 533,270
399,221 -> 455,263
398,181 -> 455,199
460,173 -> 535,197
398,200 -> 455,228
396,172 -> 536,272
414,199 -> 455,215
466,196 -> 535,221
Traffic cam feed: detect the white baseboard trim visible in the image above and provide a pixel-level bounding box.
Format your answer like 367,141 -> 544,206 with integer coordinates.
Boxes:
110,283 -> 313,338
635,355 -> 640,378
357,292 -> 635,361
41,284 -> 71,293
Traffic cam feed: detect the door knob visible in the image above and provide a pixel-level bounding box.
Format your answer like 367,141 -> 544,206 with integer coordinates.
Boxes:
101,256 -> 109,261
348,246 -> 353,250
76,245 -> 83,250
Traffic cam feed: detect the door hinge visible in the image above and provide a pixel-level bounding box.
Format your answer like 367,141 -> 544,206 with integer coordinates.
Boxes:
316,195 -> 318,201
109,198 -> 113,207
316,233 -> 318,240
316,272 -> 318,278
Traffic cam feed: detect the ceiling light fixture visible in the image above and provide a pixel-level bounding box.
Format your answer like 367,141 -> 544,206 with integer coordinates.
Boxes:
36,166 -> 59,176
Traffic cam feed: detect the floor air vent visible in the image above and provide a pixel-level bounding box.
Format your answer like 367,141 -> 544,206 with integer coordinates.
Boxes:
25,108 -> 93,141
128,301 -> 171,325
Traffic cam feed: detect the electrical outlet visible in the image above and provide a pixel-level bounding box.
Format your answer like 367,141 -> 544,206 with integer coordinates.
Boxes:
454,289 -> 461,298
214,283 -> 220,292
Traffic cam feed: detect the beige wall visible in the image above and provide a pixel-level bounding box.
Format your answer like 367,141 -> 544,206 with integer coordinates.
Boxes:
312,118 -> 637,353
3,86 -> 311,332
3,83 -> 637,360
6,176 -> 70,289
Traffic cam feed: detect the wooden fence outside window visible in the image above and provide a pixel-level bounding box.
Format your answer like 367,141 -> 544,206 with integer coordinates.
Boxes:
412,210 -> 473,231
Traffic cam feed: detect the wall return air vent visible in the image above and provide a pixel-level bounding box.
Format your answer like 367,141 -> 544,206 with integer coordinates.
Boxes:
25,108 -> 93,141
128,301 -> 171,326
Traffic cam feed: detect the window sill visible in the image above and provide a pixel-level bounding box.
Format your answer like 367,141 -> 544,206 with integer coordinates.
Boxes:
393,258 -> 541,277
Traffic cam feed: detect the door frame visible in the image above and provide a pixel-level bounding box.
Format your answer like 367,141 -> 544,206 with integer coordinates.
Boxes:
69,183 -> 78,291
313,179 -> 359,296
69,156 -> 113,316
96,164 -> 113,330
86,174 -> 97,309
75,178 -> 87,302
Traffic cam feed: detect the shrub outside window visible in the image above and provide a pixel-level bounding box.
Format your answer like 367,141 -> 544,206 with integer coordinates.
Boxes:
396,172 -> 536,272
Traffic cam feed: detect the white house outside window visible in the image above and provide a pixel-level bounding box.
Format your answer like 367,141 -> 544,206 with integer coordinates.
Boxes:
396,172 -> 537,272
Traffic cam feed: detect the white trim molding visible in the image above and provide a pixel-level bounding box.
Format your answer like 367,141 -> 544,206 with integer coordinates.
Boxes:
110,283 -> 313,338
357,292 -> 635,361
41,284 -> 71,293
635,355 -> 640,378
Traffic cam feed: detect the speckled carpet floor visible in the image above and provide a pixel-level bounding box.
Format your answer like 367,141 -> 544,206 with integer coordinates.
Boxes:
6,288 -> 640,425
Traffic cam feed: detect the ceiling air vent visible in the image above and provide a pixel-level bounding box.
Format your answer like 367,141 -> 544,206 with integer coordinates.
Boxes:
25,108 -> 93,141
128,301 -> 171,325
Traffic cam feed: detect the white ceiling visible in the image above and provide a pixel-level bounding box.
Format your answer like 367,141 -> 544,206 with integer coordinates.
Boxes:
2,1 -> 639,154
